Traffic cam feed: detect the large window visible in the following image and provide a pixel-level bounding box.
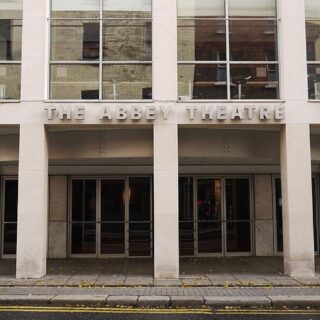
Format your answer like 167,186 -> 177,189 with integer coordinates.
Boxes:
306,0 -> 320,100
177,0 -> 279,100
50,0 -> 152,100
0,1 -> 22,100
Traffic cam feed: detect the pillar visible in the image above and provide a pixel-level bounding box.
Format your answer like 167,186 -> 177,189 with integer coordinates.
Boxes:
154,124 -> 179,279
280,124 -> 315,277
16,124 -> 48,279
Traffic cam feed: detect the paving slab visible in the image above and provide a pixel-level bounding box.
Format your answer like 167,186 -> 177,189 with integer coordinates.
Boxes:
124,277 -> 154,286
170,296 -> 204,307
138,296 -> 170,307
294,277 -> 320,286
265,277 -> 301,286
153,279 -> 182,286
95,276 -> 126,286
181,278 -> 212,286
65,275 -> 99,287
8,279 -> 40,286
204,296 -> 271,307
51,295 -> 107,307
106,295 -> 138,307
269,295 -> 320,308
0,295 -> 54,306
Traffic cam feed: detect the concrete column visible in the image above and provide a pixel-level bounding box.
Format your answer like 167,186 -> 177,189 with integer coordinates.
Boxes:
152,0 -> 177,100
280,124 -> 315,277
16,125 -> 48,279
154,124 -> 179,279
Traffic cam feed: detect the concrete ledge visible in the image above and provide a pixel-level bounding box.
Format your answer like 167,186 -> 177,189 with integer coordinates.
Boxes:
270,296 -> 320,308
204,296 -> 271,307
170,296 -> 204,307
106,296 -> 138,307
138,296 -> 170,308
0,295 -> 54,306
50,295 -> 107,307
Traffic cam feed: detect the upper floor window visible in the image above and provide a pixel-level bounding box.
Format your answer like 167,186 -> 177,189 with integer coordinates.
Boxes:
177,0 -> 279,100
306,0 -> 320,100
50,0 -> 152,100
0,0 -> 22,100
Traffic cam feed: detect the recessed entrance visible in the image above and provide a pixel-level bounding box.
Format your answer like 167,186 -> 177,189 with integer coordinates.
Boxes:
70,177 -> 152,258
179,177 -> 253,257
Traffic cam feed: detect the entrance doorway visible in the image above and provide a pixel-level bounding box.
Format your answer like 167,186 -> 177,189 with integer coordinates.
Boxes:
179,177 -> 253,257
70,177 -> 152,258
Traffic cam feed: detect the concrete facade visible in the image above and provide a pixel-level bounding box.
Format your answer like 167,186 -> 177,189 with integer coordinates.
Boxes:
0,0 -> 319,279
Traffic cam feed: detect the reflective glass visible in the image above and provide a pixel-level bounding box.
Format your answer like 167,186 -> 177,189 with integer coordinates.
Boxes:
227,222 -> 251,252
51,20 -> 100,61
177,0 -> 224,17
230,64 -> 279,99
129,223 -> 151,256
4,180 -> 18,222
51,0 -> 100,18
0,20 -> 22,60
0,0 -> 22,19
179,222 -> 194,256
229,20 -> 277,61
307,64 -> 320,99
0,64 -> 21,99
198,222 -> 222,253
306,0 -> 320,19
178,64 -> 227,100
103,20 -> 152,61
103,0 -> 151,18
3,223 -> 17,255
71,223 -> 96,254
306,20 -> 320,61
103,64 -> 152,100
50,64 -> 99,100
178,20 -> 226,61
101,223 -> 125,254
179,177 -> 193,222
229,0 -> 276,17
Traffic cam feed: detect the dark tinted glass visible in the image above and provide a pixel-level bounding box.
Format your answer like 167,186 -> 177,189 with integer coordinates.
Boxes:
4,180 -> 18,222
129,222 -> 151,256
179,222 -> 194,256
3,223 -> 17,255
101,223 -> 125,254
198,222 -> 222,253
307,64 -> 320,100
179,177 -> 193,221
71,223 -> 96,254
306,20 -> 320,61
227,222 -> 251,252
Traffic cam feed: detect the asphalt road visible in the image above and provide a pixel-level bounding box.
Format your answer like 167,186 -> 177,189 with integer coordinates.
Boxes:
0,307 -> 320,320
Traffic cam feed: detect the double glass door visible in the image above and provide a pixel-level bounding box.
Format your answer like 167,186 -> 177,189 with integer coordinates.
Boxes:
179,177 -> 252,256
70,177 -> 152,257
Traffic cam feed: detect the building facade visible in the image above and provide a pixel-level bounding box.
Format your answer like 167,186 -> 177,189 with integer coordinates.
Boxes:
0,0 -> 319,279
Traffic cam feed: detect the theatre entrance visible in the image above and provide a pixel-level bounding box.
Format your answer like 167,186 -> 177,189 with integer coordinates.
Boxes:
179,177 -> 253,257
70,177 -> 152,258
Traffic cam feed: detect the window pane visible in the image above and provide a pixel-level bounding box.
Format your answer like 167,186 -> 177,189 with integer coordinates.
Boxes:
101,223 -> 125,255
308,64 -> 320,99
3,223 -> 17,255
129,222 -> 151,256
103,20 -> 152,61
227,222 -> 251,253
179,177 -> 193,222
229,0 -> 276,17
51,20 -> 100,61
306,0 -> 320,19
0,64 -> 21,99
229,20 -> 277,61
103,0 -> 151,18
275,178 -> 283,252
177,0 -> 224,17
50,64 -> 99,100
306,20 -> 320,61
198,222 -> 222,253
178,64 -> 228,100
103,64 -> 152,100
0,20 -> 22,60
4,180 -> 18,222
179,222 -> 194,256
0,0 -> 22,19
230,64 -> 279,99
71,223 -> 96,254
178,20 -> 226,61
51,0 -> 100,18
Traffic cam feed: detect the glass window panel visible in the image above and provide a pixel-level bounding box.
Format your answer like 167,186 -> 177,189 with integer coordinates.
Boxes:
306,20 -> 320,61
103,64 -> 152,100
103,0 -> 151,18
0,20 -> 22,61
178,64 -> 228,100
226,179 -> 250,221
71,223 -> 96,254
179,222 -> 194,256
50,64 -> 99,100
229,0 -> 276,17
72,180 -> 96,222
3,223 -> 17,255
312,179 -> 318,252
103,20 -> 152,61
51,20 -> 99,61
0,0 -> 22,19
129,177 -> 151,222
308,64 -> 320,99
51,0 -> 100,18
4,180 -> 18,222
129,222 -> 151,256
179,177 -> 194,222
0,64 -> 20,99
101,223 -> 125,254
197,179 -> 222,221
227,222 -> 251,253
177,0 -> 224,18
230,64 -> 279,99
306,0 -> 320,19
198,222 -> 222,253
178,20 -> 226,61
229,20 -> 277,61
101,179 -> 125,222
